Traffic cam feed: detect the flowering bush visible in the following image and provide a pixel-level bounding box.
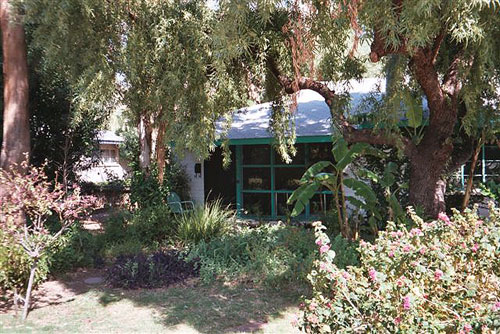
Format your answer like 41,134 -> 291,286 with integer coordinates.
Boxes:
298,207 -> 500,333
0,162 -> 96,319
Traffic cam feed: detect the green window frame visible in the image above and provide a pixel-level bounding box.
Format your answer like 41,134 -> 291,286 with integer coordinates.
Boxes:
235,143 -> 333,219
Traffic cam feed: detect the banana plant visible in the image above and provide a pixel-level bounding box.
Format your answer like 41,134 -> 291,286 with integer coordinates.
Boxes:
287,136 -> 383,240
358,161 -> 408,227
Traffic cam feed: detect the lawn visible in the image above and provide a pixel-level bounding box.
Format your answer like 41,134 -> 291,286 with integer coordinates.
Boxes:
0,269 -> 304,334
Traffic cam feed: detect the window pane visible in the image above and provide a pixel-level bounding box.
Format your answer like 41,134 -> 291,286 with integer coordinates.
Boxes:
275,167 -> 304,190
484,146 -> 500,161
309,143 -> 333,163
485,161 -> 500,175
310,193 -> 334,215
277,193 -> 294,216
464,161 -> 482,176
243,193 -> 271,216
243,145 -> 270,165
243,168 -> 271,190
274,144 -> 305,165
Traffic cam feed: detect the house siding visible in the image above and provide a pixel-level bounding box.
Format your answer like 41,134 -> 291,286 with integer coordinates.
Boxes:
180,152 -> 205,205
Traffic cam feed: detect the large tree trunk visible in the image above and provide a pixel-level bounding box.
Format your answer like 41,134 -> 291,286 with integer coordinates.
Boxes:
408,138 -> 453,216
0,0 -> 30,172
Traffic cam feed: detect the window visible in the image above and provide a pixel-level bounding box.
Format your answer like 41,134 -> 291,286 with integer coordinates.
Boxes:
101,149 -> 117,163
238,143 -> 333,218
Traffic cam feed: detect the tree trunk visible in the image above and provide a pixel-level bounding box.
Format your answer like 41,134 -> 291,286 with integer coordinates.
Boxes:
0,0 -> 30,172
156,119 -> 167,184
408,148 -> 449,217
138,114 -> 152,173
22,259 -> 37,321
462,139 -> 482,210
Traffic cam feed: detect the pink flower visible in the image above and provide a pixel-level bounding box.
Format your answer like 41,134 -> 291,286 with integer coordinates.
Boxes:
419,247 -> 426,255
320,245 -> 330,254
397,231 -> 404,237
434,269 -> 443,280
464,323 -> 472,333
388,251 -> 395,258
403,245 -> 412,253
410,228 -> 422,236
316,239 -> 323,246
309,302 -> 317,311
394,317 -> 401,325
438,212 -> 451,225
402,296 -> 411,310
493,302 -> 500,311
369,268 -> 377,282
319,262 -> 327,270
471,243 -> 479,253
342,271 -> 351,280
307,314 -> 319,324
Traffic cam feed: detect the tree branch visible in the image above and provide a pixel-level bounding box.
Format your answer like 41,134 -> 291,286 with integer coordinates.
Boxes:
343,127 -> 416,157
266,56 -> 336,107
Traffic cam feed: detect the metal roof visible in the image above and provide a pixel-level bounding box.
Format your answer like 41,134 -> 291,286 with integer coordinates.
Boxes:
97,130 -> 124,144
218,78 -> 388,140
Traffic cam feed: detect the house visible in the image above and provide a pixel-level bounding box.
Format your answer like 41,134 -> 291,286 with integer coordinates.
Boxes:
183,79 -> 386,219
77,130 -> 129,183
182,78 -> 500,219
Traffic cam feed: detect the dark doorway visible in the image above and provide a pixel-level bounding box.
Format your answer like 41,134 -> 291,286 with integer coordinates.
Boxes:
204,146 -> 236,207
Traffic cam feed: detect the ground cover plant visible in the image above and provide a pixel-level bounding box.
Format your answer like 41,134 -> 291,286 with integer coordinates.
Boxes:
106,250 -> 198,289
298,208 -> 500,333
185,224 -> 359,288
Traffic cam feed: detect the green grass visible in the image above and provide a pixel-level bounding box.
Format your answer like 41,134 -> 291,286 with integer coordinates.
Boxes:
0,282 -> 305,333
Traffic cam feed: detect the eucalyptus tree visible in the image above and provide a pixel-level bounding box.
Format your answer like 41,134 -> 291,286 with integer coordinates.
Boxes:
211,0 -> 500,216
21,0 -> 247,182
0,0 -> 30,173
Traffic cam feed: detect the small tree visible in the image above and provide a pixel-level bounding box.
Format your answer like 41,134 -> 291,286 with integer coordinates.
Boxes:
0,160 -> 95,320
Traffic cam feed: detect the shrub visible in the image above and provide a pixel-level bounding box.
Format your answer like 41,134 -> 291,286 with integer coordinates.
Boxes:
0,230 -> 49,294
106,250 -> 198,289
298,208 -> 500,333
129,205 -> 175,245
185,225 -> 359,287
47,223 -> 101,272
175,199 -> 235,245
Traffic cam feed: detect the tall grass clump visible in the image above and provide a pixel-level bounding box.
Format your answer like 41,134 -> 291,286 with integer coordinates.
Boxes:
176,199 -> 235,245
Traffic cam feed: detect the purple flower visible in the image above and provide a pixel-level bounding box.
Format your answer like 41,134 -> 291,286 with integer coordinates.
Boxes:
402,296 -> 411,310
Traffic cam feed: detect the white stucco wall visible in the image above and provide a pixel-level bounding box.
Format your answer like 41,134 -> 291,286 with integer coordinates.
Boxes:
180,152 -> 205,205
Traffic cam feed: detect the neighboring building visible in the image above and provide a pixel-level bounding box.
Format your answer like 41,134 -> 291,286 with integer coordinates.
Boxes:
184,79 -> 386,219
78,130 -> 129,183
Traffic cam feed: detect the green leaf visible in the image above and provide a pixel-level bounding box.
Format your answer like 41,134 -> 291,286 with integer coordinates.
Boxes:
288,181 -> 321,216
405,91 -> 423,128
335,143 -> 369,171
331,137 -> 349,162
343,178 -> 377,203
300,161 -> 334,181
389,193 -> 405,218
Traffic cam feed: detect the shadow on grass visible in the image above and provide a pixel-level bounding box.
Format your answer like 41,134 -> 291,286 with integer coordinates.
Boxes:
98,280 -> 307,333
